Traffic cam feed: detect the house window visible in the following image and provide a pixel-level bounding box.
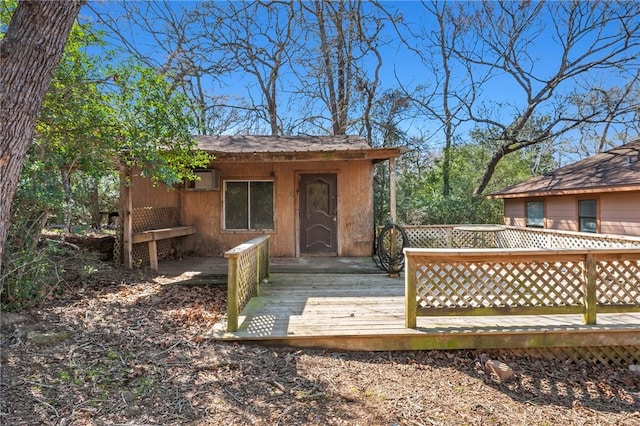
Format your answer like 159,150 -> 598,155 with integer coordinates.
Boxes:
224,181 -> 274,230
578,199 -> 597,233
525,201 -> 544,228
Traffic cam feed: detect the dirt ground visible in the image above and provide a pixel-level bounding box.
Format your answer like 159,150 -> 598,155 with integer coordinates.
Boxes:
2,260 -> 640,425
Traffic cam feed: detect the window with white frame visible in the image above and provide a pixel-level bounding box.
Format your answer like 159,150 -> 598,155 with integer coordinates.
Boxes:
224,180 -> 274,230
525,201 -> 544,228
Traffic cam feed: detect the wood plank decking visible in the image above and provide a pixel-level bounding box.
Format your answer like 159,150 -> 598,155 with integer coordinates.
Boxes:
208,265 -> 640,352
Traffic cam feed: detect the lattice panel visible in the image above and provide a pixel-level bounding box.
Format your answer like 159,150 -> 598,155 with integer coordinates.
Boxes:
552,233 -> 613,249
496,346 -> 640,366
400,225 -> 640,250
452,230 -> 497,248
597,259 -> 640,305
499,229 -> 548,248
129,207 -> 179,266
236,249 -> 259,312
494,233 -> 510,248
415,260 -> 585,309
131,240 -> 173,267
499,227 -> 640,250
114,220 -> 171,266
451,230 -> 474,248
494,230 -> 524,249
404,226 -> 448,248
258,239 -> 270,275
114,222 -> 122,264
132,207 -> 176,232
570,233 -> 640,249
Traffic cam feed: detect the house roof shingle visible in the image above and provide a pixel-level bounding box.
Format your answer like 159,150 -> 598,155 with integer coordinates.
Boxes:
193,135 -> 406,162
194,135 -> 370,152
489,139 -> 640,199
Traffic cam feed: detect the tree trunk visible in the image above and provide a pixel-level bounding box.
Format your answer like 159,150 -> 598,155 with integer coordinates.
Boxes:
90,177 -> 102,230
0,1 -> 83,263
314,1 -> 341,135
60,168 -> 73,238
473,149 -> 508,197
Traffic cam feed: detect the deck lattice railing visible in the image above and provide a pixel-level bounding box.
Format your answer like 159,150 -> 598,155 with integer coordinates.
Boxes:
398,224 -> 640,250
401,225 -> 482,248
498,226 -> 640,249
403,225 -> 640,328
405,248 -> 640,328
225,235 -> 270,332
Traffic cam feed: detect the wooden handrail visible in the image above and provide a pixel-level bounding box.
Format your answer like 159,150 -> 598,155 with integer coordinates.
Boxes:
224,235 -> 270,332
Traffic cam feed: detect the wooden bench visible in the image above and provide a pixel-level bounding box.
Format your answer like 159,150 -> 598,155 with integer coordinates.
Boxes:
132,225 -> 196,271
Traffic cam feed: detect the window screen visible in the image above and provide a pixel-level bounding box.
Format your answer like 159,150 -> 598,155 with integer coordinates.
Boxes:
579,199 -> 597,233
224,181 -> 274,230
526,201 -> 544,228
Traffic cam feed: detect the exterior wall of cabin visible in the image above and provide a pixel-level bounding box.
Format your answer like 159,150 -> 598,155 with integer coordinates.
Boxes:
502,190 -> 640,236
503,199 -> 525,227
129,159 -> 375,257
545,196 -> 576,231
129,169 -> 178,209
600,191 -> 640,236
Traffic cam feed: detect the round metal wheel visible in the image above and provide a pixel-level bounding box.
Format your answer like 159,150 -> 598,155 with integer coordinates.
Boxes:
375,222 -> 409,274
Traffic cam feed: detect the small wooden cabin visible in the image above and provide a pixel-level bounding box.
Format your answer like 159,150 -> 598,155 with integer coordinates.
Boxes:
488,140 -> 640,236
120,135 -> 405,266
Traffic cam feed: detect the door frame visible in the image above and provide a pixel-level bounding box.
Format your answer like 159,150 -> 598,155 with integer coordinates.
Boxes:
295,170 -> 340,257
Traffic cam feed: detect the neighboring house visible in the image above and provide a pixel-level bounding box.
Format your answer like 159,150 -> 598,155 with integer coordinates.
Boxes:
488,139 -> 640,236
120,135 -> 405,261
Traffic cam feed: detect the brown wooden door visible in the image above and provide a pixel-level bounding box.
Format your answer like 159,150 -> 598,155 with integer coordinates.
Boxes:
299,173 -> 338,255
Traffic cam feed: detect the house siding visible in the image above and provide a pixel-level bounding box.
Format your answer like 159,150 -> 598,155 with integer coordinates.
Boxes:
129,170 -> 178,209
494,141 -> 640,237
546,196 -> 577,231
132,159 -> 375,257
600,191 -> 640,236
503,199 -> 525,227
502,190 -> 640,237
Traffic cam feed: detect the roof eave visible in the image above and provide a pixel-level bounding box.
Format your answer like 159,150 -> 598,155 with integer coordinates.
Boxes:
201,146 -> 407,162
488,184 -> 640,199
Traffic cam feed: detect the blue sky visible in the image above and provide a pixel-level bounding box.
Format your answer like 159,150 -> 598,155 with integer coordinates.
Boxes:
81,1 -> 640,159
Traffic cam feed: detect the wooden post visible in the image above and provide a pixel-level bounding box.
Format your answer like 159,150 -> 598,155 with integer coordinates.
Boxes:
265,238 -> 270,279
405,253 -> 417,328
388,157 -> 400,277
583,254 -> 598,325
120,164 -> 133,269
148,240 -> 158,272
255,247 -> 261,297
389,157 -> 397,222
226,253 -> 239,332
389,227 -> 399,278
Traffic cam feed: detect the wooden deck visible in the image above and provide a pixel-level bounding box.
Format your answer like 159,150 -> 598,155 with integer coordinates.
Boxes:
197,257 -> 640,352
